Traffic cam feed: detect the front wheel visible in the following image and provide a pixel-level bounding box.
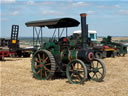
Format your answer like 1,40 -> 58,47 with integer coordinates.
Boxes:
89,58 -> 106,82
66,59 -> 88,84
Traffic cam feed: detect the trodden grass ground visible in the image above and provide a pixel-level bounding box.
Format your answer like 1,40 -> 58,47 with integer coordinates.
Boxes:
0,54 -> 128,96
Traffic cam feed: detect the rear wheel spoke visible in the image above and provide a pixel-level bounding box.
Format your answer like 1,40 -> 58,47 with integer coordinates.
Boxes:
35,59 -> 40,63
44,66 -> 51,72
45,63 -> 51,66
34,64 -> 39,69
38,54 -> 41,62
43,57 -> 48,63
37,70 -> 41,74
40,69 -> 43,78
43,54 -> 45,59
45,70 -> 47,78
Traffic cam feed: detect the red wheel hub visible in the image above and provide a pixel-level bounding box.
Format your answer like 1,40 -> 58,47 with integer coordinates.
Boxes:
40,64 -> 43,67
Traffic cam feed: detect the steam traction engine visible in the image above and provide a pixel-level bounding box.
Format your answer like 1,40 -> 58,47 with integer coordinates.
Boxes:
101,36 -> 127,56
25,13 -> 106,84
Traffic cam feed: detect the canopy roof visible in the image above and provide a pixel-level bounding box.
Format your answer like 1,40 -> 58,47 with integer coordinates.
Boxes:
25,18 -> 80,28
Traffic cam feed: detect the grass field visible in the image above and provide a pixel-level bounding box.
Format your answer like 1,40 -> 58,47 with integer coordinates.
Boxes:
0,54 -> 128,96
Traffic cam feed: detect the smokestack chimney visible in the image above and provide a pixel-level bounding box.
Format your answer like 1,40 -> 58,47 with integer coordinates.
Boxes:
80,13 -> 88,49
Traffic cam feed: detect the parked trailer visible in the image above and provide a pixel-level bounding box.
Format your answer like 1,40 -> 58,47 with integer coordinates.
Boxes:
0,25 -> 33,60
0,38 -> 14,60
0,47 -> 15,60
16,47 -> 33,57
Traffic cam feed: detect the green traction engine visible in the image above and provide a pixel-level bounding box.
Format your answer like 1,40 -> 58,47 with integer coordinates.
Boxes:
25,13 -> 106,84
101,36 -> 127,56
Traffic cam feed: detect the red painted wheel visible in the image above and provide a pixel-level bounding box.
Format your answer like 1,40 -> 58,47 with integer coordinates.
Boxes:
32,50 -> 56,80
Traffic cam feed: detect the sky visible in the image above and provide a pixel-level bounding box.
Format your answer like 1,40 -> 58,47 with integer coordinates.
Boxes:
0,0 -> 128,38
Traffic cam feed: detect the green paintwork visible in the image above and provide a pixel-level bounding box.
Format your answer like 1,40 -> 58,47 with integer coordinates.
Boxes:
70,40 -> 76,48
70,50 -> 77,60
41,42 -> 60,56
61,49 -> 69,62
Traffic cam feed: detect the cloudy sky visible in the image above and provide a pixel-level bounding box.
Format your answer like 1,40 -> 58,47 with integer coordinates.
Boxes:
1,0 -> 128,37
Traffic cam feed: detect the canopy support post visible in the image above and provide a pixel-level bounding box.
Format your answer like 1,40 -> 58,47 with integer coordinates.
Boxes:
66,27 -> 68,37
58,28 -> 60,41
33,27 -> 35,46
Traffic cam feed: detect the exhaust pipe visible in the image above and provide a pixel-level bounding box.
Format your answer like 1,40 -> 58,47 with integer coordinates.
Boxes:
80,13 -> 88,49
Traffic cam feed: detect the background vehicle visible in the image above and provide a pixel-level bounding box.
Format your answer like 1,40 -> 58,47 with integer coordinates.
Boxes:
0,25 -> 32,60
70,30 -> 116,59
101,36 -> 127,56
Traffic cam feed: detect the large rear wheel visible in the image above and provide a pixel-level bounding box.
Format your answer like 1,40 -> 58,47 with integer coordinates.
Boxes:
32,50 -> 56,80
66,59 -> 88,84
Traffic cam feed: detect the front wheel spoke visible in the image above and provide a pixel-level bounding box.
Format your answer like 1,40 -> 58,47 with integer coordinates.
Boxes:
92,73 -> 95,78
78,74 -> 83,80
88,68 -> 92,71
92,63 -> 94,68
98,67 -> 103,69
76,75 -> 81,80
97,62 -> 99,67
44,66 -> 51,72
72,64 -> 75,70
95,74 -> 98,80
76,72 -> 83,79
71,73 -> 74,77
79,68 -> 84,70
90,68 -> 95,72
77,63 -> 79,69
78,70 -> 84,72
98,71 -> 102,75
